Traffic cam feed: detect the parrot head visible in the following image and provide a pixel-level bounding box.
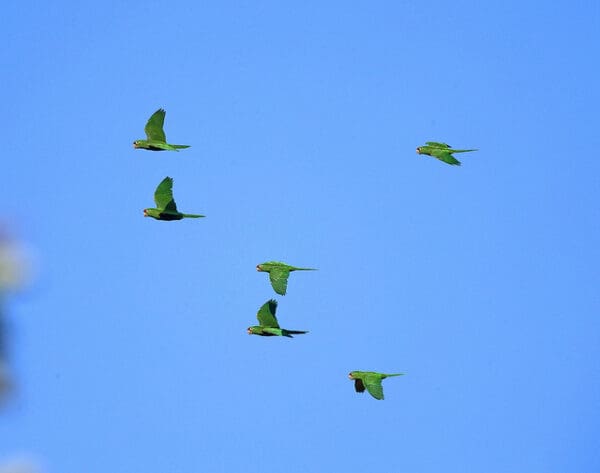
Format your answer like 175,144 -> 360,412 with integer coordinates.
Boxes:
348,371 -> 357,379
143,208 -> 161,219
257,262 -> 281,272
247,326 -> 259,335
416,147 -> 423,154
133,140 -> 142,148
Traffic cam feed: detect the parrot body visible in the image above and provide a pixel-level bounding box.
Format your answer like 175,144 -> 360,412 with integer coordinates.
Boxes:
133,109 -> 190,151
256,261 -> 316,295
416,141 -> 477,166
348,371 -> 403,400
144,177 -> 204,221
247,299 -> 308,338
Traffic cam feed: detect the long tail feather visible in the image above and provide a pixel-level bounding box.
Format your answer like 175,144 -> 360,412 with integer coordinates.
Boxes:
282,329 -> 309,338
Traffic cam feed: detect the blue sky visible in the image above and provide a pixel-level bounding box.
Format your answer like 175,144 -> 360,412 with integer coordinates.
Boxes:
2,1 -> 600,472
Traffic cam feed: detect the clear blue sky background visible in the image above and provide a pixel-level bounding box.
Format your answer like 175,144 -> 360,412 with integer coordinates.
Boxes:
2,1 -> 599,472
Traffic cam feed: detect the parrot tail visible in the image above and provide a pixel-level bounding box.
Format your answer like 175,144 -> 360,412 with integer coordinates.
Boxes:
183,214 -> 205,218
282,330 -> 309,338
172,144 -> 191,149
451,148 -> 478,153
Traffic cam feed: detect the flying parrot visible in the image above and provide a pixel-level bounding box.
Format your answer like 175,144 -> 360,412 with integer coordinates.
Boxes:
143,177 -> 205,220
247,299 -> 308,338
133,108 -> 190,151
256,261 -> 316,295
416,141 -> 477,166
348,371 -> 404,400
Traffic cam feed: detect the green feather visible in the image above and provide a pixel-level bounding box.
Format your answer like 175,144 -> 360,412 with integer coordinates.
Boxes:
248,299 -> 308,338
256,261 -> 316,295
256,299 -> 280,328
269,268 -> 290,295
153,177 -> 178,211
433,150 -> 462,166
425,141 -> 450,148
417,142 -> 477,166
349,371 -> 404,400
134,108 -> 190,152
362,374 -> 385,400
145,109 -> 167,142
144,177 -> 205,221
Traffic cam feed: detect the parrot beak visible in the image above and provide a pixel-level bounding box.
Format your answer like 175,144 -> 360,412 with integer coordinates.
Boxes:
348,373 -> 354,379
416,147 -> 421,154
143,209 -> 148,217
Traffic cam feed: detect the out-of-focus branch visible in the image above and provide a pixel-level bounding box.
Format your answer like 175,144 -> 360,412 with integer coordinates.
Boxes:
0,456 -> 40,473
0,227 -> 33,406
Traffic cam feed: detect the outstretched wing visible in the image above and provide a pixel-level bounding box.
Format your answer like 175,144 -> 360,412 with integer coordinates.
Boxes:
269,269 -> 290,295
434,150 -> 461,166
256,299 -> 280,328
145,109 -> 167,142
354,378 -> 366,393
154,177 -> 178,211
425,141 -> 450,148
363,374 -> 385,400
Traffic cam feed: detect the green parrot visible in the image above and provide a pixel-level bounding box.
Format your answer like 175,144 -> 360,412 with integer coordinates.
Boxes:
143,177 -> 205,220
247,299 -> 308,338
133,108 -> 190,151
348,371 -> 404,400
256,261 -> 316,295
416,141 -> 477,166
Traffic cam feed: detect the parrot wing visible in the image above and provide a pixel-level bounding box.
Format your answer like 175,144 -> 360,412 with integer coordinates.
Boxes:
145,109 -> 167,142
269,268 -> 290,295
363,374 -> 385,400
433,150 -> 461,166
154,177 -> 178,211
256,299 -> 280,328
354,378 -> 366,393
425,141 -> 450,148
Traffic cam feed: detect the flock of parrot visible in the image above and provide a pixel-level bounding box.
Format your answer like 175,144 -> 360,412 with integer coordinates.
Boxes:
134,108 -> 478,400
